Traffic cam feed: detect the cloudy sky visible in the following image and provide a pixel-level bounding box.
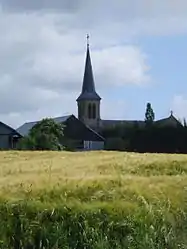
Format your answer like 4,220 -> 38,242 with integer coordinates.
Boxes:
0,0 -> 187,128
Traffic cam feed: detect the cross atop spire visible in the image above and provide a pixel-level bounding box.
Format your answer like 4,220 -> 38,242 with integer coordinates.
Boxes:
87,34 -> 89,48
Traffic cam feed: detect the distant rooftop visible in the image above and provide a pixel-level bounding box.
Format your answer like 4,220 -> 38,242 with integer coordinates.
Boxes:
16,115 -> 72,136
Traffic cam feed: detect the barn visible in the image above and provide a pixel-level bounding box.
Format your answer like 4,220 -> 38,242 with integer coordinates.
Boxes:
17,114 -> 105,151
0,121 -> 22,149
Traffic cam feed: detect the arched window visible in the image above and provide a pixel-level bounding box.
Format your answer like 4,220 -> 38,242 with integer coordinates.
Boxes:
92,103 -> 96,119
88,103 -> 92,119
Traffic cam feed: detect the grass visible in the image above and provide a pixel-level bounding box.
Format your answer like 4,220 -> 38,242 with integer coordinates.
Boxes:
0,150 -> 187,248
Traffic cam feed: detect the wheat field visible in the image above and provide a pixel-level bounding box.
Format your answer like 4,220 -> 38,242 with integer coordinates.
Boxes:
0,151 -> 186,204
0,150 -> 187,248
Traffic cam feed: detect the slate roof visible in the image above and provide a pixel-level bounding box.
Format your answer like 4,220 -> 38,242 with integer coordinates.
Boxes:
154,113 -> 183,127
0,121 -> 22,137
101,114 -> 182,129
101,120 -> 145,128
16,115 -> 71,136
16,114 -> 105,141
76,45 -> 101,101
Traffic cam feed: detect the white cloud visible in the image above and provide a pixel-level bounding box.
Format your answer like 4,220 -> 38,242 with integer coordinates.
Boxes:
0,0 -> 187,127
0,9 -> 150,128
101,99 -> 130,120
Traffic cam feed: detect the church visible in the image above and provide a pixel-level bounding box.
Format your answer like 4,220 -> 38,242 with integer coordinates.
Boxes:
75,36 -> 182,132
16,36 -> 182,150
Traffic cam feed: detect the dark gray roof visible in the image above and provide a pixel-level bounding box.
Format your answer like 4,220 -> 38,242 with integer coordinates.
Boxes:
76,46 -> 101,101
101,114 -> 182,129
101,119 -> 145,128
17,114 -> 105,141
0,121 -> 22,136
154,114 -> 182,127
53,115 -> 72,123
17,115 -> 72,136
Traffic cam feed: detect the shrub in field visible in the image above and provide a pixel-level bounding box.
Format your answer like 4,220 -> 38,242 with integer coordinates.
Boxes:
18,118 -> 64,151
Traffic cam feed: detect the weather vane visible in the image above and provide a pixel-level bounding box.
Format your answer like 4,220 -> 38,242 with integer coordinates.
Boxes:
87,34 -> 89,48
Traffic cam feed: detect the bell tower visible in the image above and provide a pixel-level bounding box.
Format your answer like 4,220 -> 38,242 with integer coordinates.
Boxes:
76,35 -> 101,129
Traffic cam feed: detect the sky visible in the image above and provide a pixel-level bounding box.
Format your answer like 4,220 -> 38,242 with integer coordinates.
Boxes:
0,0 -> 187,128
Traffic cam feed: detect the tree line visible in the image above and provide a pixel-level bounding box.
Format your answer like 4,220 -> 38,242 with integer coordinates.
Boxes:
101,103 -> 187,153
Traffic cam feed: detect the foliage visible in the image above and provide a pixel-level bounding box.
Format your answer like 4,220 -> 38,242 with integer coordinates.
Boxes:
105,137 -> 126,151
101,122 -> 187,153
17,135 -> 36,150
0,201 -> 186,249
0,151 -> 187,249
0,151 -> 186,248
18,118 -> 64,150
183,118 -> 187,127
145,102 -> 155,124
63,139 -> 80,151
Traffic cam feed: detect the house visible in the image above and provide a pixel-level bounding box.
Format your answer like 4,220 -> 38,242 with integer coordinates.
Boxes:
17,114 -> 104,150
0,121 -> 22,149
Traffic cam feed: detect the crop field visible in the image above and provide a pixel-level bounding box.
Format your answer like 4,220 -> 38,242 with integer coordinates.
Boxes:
0,151 -> 187,248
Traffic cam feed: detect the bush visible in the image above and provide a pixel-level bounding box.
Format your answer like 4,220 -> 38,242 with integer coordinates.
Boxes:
18,118 -> 64,151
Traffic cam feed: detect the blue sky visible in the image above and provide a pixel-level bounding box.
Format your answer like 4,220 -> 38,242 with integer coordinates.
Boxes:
107,34 -> 187,120
0,0 -> 187,127
98,33 -> 187,121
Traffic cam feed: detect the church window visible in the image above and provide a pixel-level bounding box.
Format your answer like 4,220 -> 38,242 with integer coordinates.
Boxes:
88,103 -> 92,119
92,103 -> 96,119
88,103 -> 97,119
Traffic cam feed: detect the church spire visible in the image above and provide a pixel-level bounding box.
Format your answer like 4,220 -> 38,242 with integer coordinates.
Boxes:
76,35 -> 101,101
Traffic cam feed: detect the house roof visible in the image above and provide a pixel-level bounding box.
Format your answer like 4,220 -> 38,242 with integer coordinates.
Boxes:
16,114 -> 105,141
83,122 -> 105,141
0,121 -> 22,136
76,42 -> 101,101
16,115 -> 72,136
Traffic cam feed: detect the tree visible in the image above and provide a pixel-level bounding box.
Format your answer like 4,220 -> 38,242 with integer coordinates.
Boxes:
183,118 -> 187,127
18,118 -> 65,150
145,102 -> 155,124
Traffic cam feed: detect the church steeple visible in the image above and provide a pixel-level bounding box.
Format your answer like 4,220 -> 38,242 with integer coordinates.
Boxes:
76,35 -> 101,101
76,35 -> 101,129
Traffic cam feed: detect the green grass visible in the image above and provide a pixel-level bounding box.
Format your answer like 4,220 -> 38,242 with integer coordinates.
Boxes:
0,151 -> 186,248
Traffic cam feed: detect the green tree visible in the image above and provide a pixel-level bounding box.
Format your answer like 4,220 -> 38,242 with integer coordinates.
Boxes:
145,102 -> 155,124
18,118 -> 64,150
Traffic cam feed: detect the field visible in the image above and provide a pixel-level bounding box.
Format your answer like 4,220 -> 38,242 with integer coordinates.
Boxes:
0,151 -> 187,248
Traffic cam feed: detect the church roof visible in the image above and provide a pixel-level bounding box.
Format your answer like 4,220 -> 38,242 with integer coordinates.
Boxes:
101,119 -> 145,128
76,37 -> 101,101
154,113 -> 182,127
101,113 -> 182,129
